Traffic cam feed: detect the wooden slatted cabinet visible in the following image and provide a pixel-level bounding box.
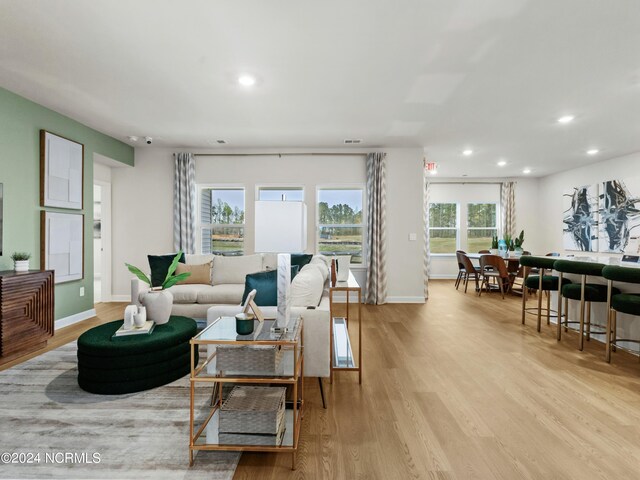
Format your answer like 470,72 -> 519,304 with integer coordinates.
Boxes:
0,270 -> 54,360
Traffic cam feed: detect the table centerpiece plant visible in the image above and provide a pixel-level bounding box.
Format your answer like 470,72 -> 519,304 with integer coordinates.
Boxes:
125,251 -> 190,324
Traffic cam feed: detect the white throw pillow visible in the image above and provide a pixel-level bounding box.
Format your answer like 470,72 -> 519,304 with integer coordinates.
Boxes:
305,260 -> 329,284
290,265 -> 324,307
211,254 -> 263,285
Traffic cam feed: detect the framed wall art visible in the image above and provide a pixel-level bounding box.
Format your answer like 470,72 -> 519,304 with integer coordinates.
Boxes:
562,183 -> 598,251
40,130 -> 84,210
41,211 -> 84,284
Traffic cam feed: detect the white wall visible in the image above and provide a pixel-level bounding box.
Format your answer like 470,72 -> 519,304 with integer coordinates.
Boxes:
111,147 -> 425,302
428,178 -> 540,278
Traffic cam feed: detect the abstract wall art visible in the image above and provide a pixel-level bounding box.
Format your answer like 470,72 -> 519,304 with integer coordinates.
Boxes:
562,184 -> 599,251
598,179 -> 640,253
40,130 -> 84,210
41,211 -> 84,284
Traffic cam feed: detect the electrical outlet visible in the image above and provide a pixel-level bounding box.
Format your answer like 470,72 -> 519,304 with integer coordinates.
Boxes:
79,287 -> 85,297
408,233 -> 417,241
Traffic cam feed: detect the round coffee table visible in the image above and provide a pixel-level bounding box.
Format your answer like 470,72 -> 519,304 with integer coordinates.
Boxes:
77,316 -> 198,394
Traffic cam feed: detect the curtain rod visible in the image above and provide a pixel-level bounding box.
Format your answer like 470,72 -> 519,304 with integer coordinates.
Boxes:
428,181 -> 505,185
186,152 -> 368,157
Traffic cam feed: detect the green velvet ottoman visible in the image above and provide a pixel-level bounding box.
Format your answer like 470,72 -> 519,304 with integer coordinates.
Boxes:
77,316 -> 198,395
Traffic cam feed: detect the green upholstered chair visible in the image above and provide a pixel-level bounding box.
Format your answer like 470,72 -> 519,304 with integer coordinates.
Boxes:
519,256 -> 571,332
553,260 -> 620,350
601,265 -> 640,363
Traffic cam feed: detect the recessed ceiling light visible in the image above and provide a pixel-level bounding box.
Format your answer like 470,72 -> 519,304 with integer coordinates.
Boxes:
497,160 -> 507,167
430,170 -> 438,175
523,168 -> 531,174
557,115 -> 575,124
586,148 -> 599,155
238,74 -> 256,87
127,136 -> 138,142
462,149 -> 473,156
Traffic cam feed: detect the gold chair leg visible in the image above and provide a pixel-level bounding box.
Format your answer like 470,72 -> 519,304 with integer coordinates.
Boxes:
612,309 -> 617,353
546,289 -> 551,325
586,301 -> 592,341
605,279 -> 613,362
578,276 -> 586,351
564,297 -> 569,332
522,282 -> 527,324
537,269 -> 544,332
556,273 -> 563,340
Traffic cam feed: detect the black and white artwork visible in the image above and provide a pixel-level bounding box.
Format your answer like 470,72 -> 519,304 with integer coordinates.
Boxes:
40,130 -> 84,210
598,179 -> 640,253
562,184 -> 598,251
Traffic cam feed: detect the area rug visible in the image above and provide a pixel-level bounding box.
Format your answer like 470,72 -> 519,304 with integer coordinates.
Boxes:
0,342 -> 239,479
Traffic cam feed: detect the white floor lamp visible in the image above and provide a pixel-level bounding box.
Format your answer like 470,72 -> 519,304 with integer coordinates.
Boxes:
254,200 -> 307,332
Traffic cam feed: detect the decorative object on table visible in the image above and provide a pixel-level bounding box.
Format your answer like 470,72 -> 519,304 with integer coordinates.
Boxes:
123,304 -> 137,330
113,320 -> 155,337
40,211 -> 84,283
335,255 -> 351,282
242,289 -> 266,323
134,305 -> 147,327
125,251 -> 190,325
598,179 -> 640,253
490,234 -> 499,255
254,200 -> 307,333
330,258 -> 337,287
562,183 -> 599,251
513,230 -> 525,257
235,312 -> 255,335
40,130 -> 84,210
10,252 -> 31,272
497,238 -> 508,258
219,386 -> 287,447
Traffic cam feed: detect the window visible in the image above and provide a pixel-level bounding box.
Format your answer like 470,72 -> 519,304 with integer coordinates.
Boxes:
466,203 -> 497,252
258,186 -> 304,201
429,203 -> 459,254
317,188 -> 365,264
199,187 -> 245,255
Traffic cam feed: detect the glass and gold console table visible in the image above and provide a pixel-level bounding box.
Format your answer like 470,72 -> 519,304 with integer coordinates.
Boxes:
329,271 -> 362,384
189,316 -> 304,470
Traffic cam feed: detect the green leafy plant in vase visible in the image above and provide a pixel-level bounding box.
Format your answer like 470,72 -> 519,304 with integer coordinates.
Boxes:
11,252 -> 31,272
490,234 -> 499,254
513,230 -> 525,256
125,251 -> 190,324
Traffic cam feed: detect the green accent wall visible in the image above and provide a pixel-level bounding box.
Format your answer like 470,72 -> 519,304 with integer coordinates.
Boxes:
0,87 -> 134,320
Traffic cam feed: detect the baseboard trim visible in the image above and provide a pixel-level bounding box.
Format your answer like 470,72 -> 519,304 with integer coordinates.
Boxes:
429,275 -> 458,280
55,308 -> 97,329
386,296 -> 425,304
110,295 -> 131,302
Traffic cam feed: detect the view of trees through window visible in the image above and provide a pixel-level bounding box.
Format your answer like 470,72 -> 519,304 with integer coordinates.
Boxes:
317,189 -> 364,263
200,188 -> 245,255
429,203 -> 458,253
467,203 -> 497,253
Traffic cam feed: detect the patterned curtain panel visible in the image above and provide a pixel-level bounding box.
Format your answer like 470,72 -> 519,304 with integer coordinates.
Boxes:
500,181 -> 516,238
365,152 -> 387,305
173,153 -> 196,253
423,172 -> 431,300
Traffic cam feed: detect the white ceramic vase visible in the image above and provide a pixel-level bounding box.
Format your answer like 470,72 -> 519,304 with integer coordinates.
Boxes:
14,260 -> 29,272
143,290 -> 173,325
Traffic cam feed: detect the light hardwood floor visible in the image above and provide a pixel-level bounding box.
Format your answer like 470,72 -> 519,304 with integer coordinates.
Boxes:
2,282 -> 640,479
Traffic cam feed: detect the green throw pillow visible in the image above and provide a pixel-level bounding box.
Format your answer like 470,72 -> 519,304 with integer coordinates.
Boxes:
148,252 -> 186,287
242,266 -> 300,306
291,253 -> 313,269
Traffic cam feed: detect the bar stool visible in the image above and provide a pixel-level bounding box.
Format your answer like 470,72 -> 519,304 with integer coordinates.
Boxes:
602,265 -> 640,363
553,260 -> 619,350
519,256 -> 571,332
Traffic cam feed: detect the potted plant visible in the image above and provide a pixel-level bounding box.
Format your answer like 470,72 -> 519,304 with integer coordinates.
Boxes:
502,234 -> 512,257
513,230 -> 525,257
490,234 -> 499,255
125,251 -> 190,325
11,252 -> 31,272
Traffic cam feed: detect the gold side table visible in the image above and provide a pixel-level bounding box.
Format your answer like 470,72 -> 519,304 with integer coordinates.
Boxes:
329,271 -> 362,384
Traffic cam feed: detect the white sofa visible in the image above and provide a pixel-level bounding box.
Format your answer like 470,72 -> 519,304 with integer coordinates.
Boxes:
133,253 -> 331,378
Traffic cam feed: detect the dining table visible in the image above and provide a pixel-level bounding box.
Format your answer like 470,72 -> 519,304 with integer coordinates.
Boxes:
466,253 -> 524,294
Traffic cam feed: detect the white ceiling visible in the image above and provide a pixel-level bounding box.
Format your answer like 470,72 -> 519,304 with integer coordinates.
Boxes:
1,0 -> 639,177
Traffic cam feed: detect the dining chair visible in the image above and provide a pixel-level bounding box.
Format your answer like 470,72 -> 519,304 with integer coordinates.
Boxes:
554,260 -> 618,349
478,255 -> 514,299
519,256 -> 571,332
459,252 -> 480,293
455,250 -> 467,290
602,265 -> 640,363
